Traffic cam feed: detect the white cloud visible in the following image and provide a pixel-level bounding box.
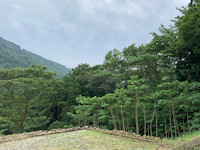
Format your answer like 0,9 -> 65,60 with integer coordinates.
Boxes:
0,0 -> 190,68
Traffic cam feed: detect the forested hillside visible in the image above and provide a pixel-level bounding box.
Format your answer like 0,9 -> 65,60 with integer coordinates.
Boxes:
0,37 -> 71,78
0,1 -> 200,139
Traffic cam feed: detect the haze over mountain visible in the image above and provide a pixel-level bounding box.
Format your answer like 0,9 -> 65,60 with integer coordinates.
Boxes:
0,36 -> 71,78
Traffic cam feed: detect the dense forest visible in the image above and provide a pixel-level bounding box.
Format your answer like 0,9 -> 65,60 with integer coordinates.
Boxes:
0,37 -> 71,78
0,1 -> 199,138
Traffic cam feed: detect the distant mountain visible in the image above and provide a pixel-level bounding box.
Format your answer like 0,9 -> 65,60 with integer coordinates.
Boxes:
0,37 -> 71,78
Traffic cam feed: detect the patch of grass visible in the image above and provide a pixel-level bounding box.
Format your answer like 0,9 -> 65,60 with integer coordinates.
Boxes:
68,130 -> 159,150
160,131 -> 200,147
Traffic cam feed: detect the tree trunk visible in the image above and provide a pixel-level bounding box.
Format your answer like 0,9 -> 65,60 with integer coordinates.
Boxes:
144,108 -> 146,136
182,115 -> 185,133
187,110 -> 190,133
175,117 -> 180,136
117,113 -> 121,130
171,101 -> 177,138
126,118 -> 130,132
93,113 -> 96,127
150,122 -> 152,136
156,112 -> 158,137
150,102 -> 156,136
139,123 -> 141,133
98,120 -> 100,128
165,118 -> 168,138
84,115 -> 86,126
135,99 -> 139,135
120,105 -> 125,131
169,106 -> 173,138
20,105 -> 28,133
20,120 -> 24,133
110,109 -> 117,130
57,105 -> 61,121
125,118 -> 127,131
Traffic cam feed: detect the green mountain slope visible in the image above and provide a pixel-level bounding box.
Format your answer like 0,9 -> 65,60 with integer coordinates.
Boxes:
0,37 -> 71,78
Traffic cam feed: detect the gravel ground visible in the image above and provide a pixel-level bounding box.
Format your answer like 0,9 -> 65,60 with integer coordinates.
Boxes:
0,130 -> 160,150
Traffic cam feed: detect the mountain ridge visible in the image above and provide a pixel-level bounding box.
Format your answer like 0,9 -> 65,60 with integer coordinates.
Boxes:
0,36 -> 71,78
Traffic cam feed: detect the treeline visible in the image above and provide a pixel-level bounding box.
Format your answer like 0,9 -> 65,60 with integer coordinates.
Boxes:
0,1 -> 200,137
0,37 -> 71,78
72,76 -> 200,138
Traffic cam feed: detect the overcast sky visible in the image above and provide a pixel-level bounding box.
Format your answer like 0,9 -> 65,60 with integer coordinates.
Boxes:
0,0 -> 189,68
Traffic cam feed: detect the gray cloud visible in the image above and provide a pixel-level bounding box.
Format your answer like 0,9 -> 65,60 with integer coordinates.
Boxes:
0,0 -> 189,68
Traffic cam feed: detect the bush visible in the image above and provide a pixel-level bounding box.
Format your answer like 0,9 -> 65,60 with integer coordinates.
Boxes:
63,124 -> 74,129
48,121 -> 66,130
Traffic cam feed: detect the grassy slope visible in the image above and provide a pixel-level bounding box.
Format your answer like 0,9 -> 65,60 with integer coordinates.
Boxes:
0,130 -> 199,150
0,130 -> 159,150
160,131 -> 200,147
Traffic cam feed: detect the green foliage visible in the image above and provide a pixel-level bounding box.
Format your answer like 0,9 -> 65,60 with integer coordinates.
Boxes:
0,117 -> 13,135
0,66 -> 57,133
174,4 -> 200,81
48,121 -> 66,130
